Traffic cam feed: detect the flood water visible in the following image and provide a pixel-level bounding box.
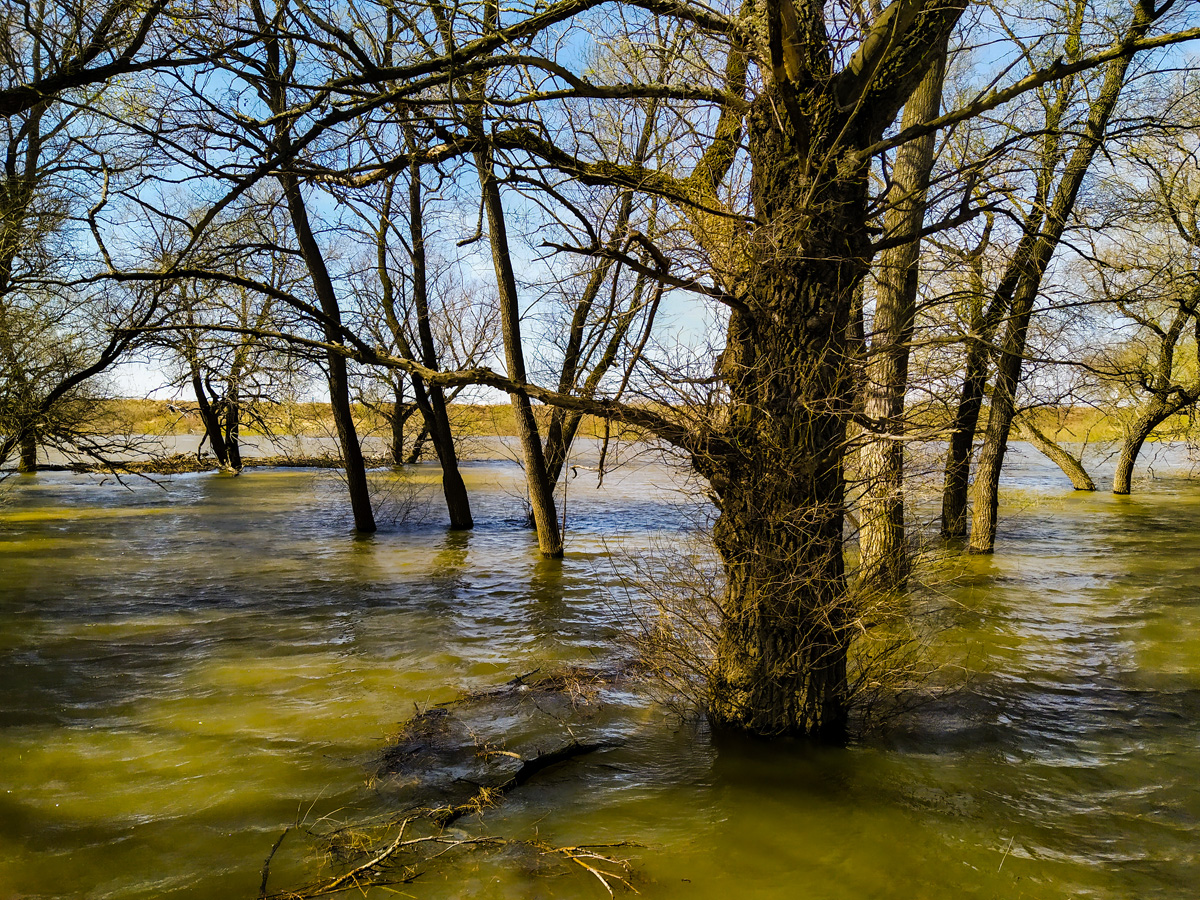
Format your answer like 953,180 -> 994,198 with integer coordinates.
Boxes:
2,443 -> 1199,898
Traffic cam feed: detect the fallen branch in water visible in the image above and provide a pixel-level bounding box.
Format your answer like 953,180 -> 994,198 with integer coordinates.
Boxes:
268,737 -> 630,898
258,826 -> 291,898
555,844 -> 641,897
433,739 -> 607,827
263,820 -> 636,899
261,822 -> 504,899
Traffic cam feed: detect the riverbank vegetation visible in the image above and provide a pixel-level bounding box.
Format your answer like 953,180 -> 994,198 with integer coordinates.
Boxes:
76,397 -> 1176,446
4,0 -> 1200,747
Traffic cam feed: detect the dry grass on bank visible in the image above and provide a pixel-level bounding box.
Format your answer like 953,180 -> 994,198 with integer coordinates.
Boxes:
99,398 -> 1194,451
101,398 -> 626,441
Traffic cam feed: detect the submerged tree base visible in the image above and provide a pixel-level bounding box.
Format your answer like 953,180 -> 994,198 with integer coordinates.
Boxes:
614,532 -> 963,744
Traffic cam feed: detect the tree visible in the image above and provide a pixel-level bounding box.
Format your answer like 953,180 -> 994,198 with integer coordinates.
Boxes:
0,0 -> 181,118
925,0 -> 1173,552
1081,206 -> 1200,494
348,163 -> 497,527
323,0 -> 970,736
68,0 -> 1200,738
857,44 -> 948,589
0,10 -> 162,470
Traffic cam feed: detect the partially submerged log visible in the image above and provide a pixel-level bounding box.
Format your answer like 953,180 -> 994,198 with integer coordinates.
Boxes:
262,665 -> 637,899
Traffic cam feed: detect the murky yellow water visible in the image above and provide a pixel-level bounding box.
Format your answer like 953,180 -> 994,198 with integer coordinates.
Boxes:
2,445 -> 1199,898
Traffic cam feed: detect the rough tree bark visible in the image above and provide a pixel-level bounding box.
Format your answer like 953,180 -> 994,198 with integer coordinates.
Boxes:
18,428 -> 36,471
858,47 -> 947,590
694,0 -> 966,739
1112,403 -> 1180,494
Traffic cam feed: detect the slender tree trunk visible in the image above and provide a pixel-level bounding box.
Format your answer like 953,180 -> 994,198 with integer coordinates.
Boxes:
18,428 -> 36,472
223,385 -> 242,471
412,374 -> 473,528
257,14 -> 374,532
1016,417 -> 1095,490
390,382 -> 406,464
544,412 -> 584,490
858,50 -> 946,589
968,282 -> 1038,552
968,7 -> 1149,553
475,149 -> 561,556
942,346 -> 992,533
940,368 -> 983,537
542,108 -> 661,493
463,0 -> 558,554
940,260 -> 1005,537
405,425 -> 429,465
407,159 -> 473,529
190,368 -> 229,467
281,173 -> 375,532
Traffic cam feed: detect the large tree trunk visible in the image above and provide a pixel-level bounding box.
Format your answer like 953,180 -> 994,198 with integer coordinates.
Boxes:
683,0 -> 969,739
704,83 -> 875,742
858,50 -> 946,590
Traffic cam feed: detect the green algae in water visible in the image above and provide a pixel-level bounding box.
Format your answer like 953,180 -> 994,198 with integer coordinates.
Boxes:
2,455 -> 1199,898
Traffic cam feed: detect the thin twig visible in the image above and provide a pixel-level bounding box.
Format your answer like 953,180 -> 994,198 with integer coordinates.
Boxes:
998,835 -> 1016,872
259,825 -> 292,897
314,819 -> 409,893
